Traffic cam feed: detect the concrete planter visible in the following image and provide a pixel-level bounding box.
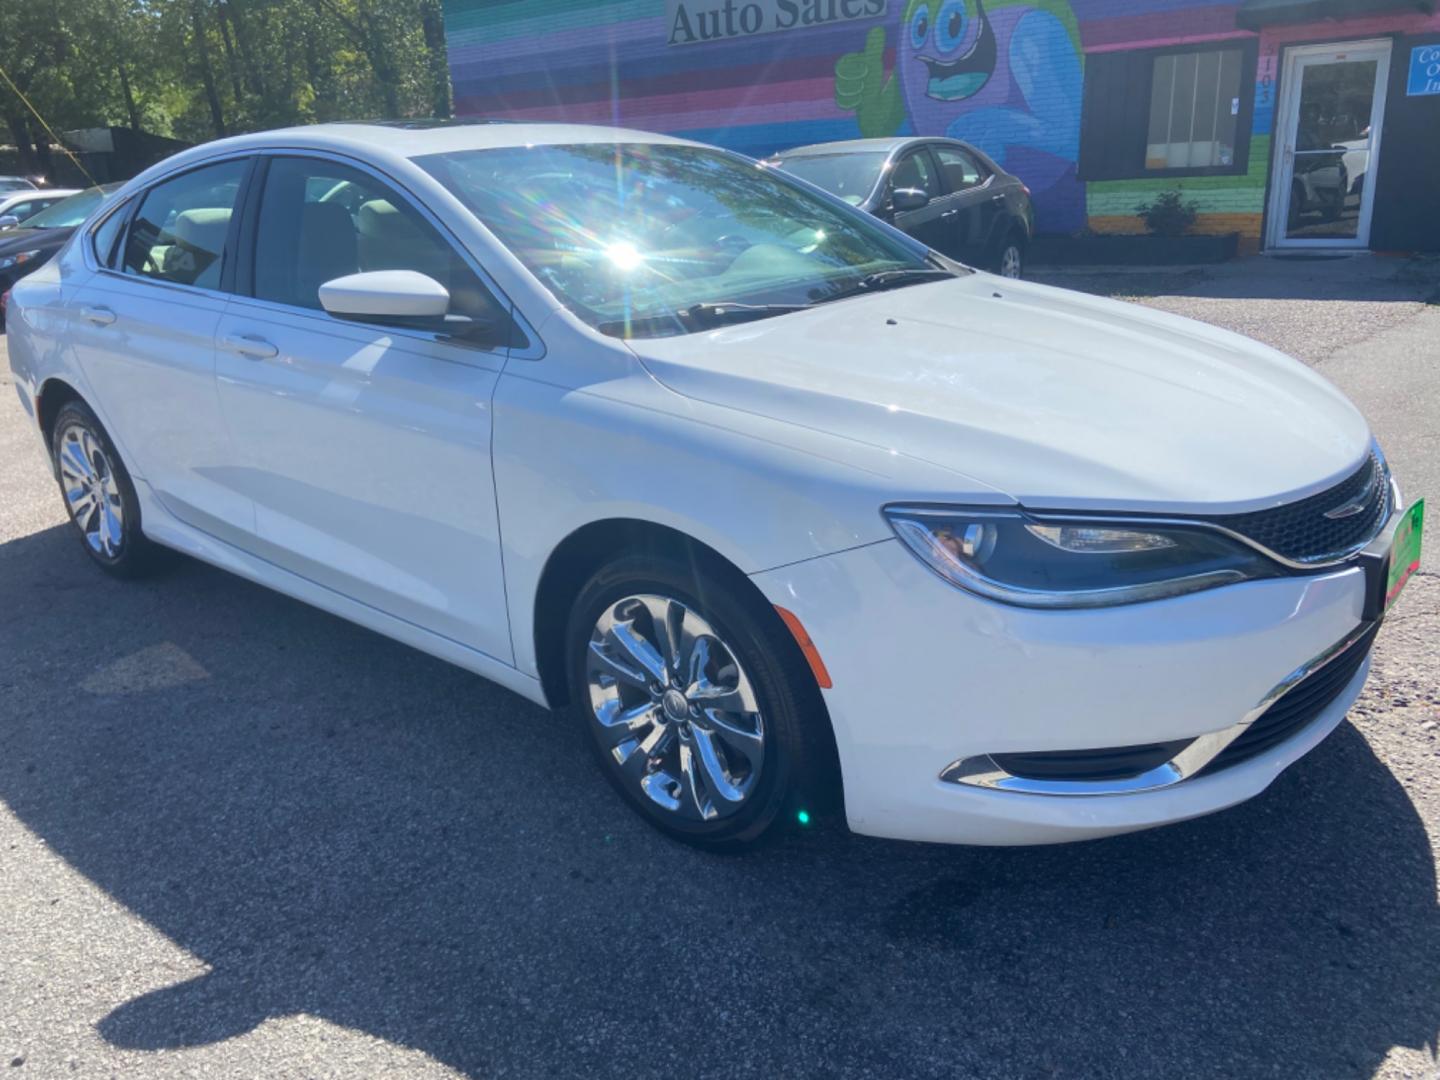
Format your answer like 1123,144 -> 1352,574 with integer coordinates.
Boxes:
1031,233 -> 1239,266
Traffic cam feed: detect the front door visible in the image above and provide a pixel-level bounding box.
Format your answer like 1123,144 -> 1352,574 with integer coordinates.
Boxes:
887,148 -> 952,255
213,153 -> 517,663
1268,40 -> 1391,249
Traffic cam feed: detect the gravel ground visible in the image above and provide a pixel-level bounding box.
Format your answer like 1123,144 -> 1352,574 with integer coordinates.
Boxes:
2,258 -> 1438,1080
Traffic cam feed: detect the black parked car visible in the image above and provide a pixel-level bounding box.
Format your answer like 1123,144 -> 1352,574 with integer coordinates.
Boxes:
768,137 -> 1034,278
0,185 -> 119,329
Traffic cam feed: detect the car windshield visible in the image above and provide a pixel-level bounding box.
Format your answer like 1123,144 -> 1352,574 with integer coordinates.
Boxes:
21,187 -> 108,229
415,142 -> 938,338
769,151 -> 888,206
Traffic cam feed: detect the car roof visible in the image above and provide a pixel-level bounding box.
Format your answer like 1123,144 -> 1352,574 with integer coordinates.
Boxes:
0,188 -> 79,202
114,120 -> 711,198
775,137 -> 920,157
166,120 -> 700,164
778,136 -> 1008,178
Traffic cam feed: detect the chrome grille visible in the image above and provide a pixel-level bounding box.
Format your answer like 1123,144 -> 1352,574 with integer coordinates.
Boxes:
1209,451 -> 1389,564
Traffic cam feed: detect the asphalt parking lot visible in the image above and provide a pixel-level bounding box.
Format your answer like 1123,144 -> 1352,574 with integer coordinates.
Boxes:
2,255 -> 1438,1079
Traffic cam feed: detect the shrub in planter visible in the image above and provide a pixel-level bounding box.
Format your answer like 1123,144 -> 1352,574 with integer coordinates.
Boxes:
1135,190 -> 1199,237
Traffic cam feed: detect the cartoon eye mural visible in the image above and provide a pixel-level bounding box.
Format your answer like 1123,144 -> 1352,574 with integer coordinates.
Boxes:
909,3 -> 931,50
935,0 -> 968,54
916,0 -> 995,101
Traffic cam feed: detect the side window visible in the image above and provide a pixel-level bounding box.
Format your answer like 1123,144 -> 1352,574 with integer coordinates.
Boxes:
122,159 -> 247,290
7,200 -> 39,220
252,156 -> 507,336
890,151 -> 940,199
90,200 -> 130,268
933,146 -> 987,192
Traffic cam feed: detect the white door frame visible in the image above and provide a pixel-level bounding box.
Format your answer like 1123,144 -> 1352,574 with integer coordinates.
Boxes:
1266,38 -> 1392,250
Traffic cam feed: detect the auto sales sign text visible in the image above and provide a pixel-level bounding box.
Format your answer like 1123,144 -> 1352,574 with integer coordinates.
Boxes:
667,0 -> 887,45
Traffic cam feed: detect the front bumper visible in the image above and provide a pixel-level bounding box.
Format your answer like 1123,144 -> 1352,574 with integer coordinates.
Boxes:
750,537 -> 1377,845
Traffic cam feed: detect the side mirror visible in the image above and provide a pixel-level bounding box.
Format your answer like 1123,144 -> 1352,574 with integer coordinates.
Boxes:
319,269 -> 450,324
0,215 -> 19,230
891,188 -> 930,213
318,268 -> 509,347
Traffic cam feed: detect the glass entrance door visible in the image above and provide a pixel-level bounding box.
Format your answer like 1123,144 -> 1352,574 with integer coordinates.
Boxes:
1269,41 -> 1391,248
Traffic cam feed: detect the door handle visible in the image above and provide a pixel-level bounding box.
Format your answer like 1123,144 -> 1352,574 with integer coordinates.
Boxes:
220,333 -> 278,360
991,194 -> 1006,203
80,305 -> 116,326
941,209 -> 959,218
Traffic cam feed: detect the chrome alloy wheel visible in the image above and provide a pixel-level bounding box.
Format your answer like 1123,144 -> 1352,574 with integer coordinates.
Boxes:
58,424 -> 124,558
999,243 -> 1023,279
585,594 -> 765,821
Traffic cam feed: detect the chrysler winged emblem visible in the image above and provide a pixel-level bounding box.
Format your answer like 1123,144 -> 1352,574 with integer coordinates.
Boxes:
1323,472 -> 1378,519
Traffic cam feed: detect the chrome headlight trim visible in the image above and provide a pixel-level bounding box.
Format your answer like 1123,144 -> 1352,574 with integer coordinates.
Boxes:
885,506 -> 1274,610
1023,440 -> 1395,573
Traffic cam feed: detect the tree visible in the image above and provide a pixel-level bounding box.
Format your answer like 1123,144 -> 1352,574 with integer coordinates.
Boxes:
0,0 -> 458,179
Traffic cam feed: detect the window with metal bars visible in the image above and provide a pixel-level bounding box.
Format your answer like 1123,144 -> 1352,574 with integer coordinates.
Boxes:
1146,48 -> 1245,170
1078,40 -> 1258,181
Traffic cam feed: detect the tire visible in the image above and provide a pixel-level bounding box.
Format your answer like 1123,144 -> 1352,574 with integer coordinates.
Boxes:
996,234 -> 1024,279
50,400 -> 167,578
565,550 -> 835,849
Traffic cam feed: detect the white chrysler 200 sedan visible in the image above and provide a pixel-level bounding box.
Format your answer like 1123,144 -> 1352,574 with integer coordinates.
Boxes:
5,122 -> 1424,849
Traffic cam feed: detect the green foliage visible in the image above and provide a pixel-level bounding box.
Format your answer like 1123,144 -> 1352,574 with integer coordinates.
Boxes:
1134,189 -> 1199,237
0,0 -> 453,175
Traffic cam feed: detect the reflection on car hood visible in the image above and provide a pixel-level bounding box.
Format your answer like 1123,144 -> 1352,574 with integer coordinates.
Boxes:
0,227 -> 67,255
627,274 -> 1371,513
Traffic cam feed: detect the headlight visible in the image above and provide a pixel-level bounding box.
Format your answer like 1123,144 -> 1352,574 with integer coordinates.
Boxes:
885,506 -> 1281,608
0,249 -> 41,271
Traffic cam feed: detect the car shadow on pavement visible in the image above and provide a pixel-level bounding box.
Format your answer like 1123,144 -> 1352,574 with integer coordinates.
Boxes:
2,524 -> 1437,1079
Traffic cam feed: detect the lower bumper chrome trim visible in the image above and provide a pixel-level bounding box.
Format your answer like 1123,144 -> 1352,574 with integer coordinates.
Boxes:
940,619 -> 1378,797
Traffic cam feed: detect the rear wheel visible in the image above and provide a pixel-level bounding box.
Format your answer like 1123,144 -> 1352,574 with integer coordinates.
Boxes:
996,234 -> 1024,279
565,551 -> 834,849
50,400 -> 166,578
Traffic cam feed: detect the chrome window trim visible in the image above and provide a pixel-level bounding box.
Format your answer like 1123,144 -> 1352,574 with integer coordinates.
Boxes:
92,152 -> 256,286
86,194 -> 135,270
83,195 -> 133,272
940,617 -> 1377,796
86,269 -> 236,307
80,145 -> 544,361
243,147 -> 545,360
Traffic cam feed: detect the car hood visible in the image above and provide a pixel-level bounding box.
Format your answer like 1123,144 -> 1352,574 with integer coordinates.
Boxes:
627,274 -> 1372,513
0,227 -> 67,255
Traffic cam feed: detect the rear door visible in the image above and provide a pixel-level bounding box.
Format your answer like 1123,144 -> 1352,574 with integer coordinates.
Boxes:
931,144 -> 1002,266
212,153 -> 517,661
68,156 -> 255,543
886,147 -> 952,255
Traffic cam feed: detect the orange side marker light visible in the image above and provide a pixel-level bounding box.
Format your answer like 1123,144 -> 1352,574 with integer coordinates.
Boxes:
774,605 -> 833,689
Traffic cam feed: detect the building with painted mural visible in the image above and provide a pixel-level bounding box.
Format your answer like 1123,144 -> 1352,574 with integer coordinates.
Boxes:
443,0 -> 1440,253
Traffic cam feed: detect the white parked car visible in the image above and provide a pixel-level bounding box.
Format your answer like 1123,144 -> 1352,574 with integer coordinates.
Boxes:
0,187 -> 80,230
5,123 -> 1422,849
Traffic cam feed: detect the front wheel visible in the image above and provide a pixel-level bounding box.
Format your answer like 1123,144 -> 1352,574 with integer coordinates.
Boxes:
565,552 -> 834,849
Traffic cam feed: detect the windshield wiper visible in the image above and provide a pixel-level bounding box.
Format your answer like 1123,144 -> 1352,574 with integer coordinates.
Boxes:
596,301 -> 807,338
817,266 -> 956,304
679,300 -> 811,327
